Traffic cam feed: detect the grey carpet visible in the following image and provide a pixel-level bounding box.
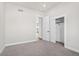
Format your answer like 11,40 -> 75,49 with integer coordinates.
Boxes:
0,40 -> 79,56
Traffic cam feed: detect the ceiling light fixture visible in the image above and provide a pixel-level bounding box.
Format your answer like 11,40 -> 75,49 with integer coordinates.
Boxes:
43,4 -> 46,8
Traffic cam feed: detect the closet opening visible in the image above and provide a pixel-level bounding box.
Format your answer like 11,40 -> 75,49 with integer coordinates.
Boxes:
56,17 -> 64,47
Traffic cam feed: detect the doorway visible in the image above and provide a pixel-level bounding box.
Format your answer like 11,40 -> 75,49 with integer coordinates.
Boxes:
36,17 -> 43,40
56,17 -> 64,46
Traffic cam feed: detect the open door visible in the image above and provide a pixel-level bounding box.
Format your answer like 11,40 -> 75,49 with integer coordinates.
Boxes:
42,16 -> 50,41
42,16 -> 56,43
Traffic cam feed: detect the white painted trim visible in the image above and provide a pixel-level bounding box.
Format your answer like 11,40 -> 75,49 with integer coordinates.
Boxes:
0,46 -> 5,54
53,15 -> 66,46
65,46 -> 79,53
5,40 -> 38,47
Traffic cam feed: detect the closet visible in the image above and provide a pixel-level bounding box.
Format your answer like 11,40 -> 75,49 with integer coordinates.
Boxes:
56,17 -> 64,46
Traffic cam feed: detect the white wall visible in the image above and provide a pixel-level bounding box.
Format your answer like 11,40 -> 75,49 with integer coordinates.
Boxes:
46,3 -> 79,52
5,3 -> 43,45
0,3 -> 5,53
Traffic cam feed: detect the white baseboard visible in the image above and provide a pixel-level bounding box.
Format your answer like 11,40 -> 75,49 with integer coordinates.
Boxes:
0,46 -> 5,54
5,40 -> 38,47
65,46 -> 79,53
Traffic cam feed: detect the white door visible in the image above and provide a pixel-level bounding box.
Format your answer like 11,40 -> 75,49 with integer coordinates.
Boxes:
43,16 -> 50,41
50,17 -> 56,43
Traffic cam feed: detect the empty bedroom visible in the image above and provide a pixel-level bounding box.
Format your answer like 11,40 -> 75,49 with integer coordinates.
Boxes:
0,2 -> 79,56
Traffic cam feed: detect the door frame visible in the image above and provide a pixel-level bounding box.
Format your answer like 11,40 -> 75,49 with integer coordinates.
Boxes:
54,15 -> 66,47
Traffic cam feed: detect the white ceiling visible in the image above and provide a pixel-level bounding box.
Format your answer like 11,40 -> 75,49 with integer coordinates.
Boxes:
7,2 -> 62,12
